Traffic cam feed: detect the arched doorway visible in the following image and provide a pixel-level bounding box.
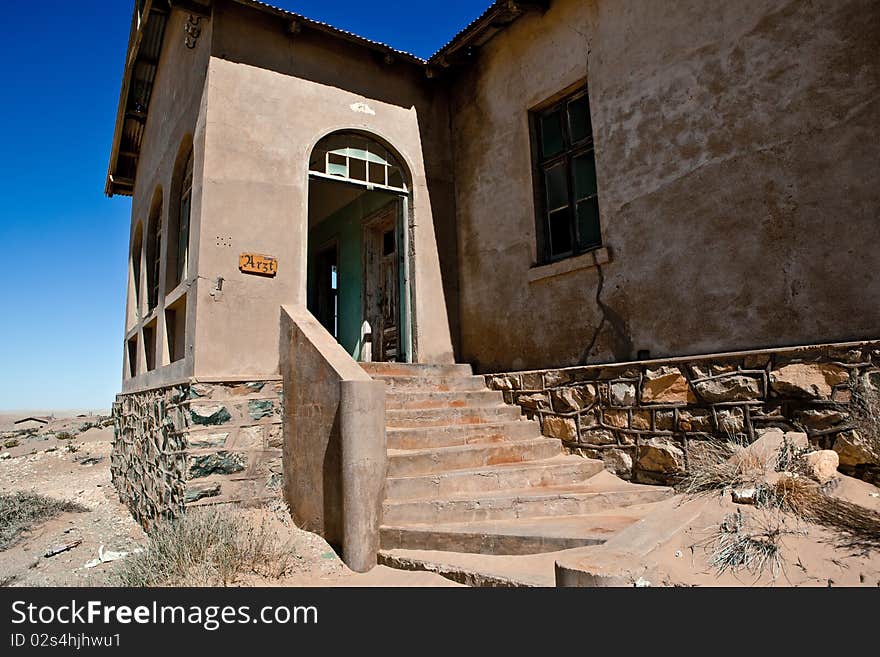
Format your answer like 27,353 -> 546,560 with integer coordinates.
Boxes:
306,132 -> 412,363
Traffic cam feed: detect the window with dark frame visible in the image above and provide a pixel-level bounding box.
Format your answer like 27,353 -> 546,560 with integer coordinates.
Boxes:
533,87 -> 600,263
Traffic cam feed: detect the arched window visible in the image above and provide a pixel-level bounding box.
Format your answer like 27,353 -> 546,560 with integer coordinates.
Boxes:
131,221 -> 143,312
168,149 -> 193,290
309,132 -> 407,192
145,190 -> 163,312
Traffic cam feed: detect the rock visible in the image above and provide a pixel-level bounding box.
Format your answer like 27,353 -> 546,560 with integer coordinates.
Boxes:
579,409 -> 601,429
733,429 -> 808,469
550,385 -> 596,412
190,404 -> 232,426
185,482 -> 222,503
603,409 -> 628,429
731,488 -> 758,505
488,375 -> 518,391
678,409 -> 712,432
187,432 -> 229,448
640,366 -> 693,404
266,425 -> 283,449
693,375 -> 762,402
229,381 -> 266,396
833,430 -> 877,467
805,450 -> 839,483
794,409 -> 849,431
518,393 -> 551,412
769,363 -> 849,398
0,452 -> 10,460
716,408 -> 745,434
599,448 -> 633,476
234,426 -> 264,450
544,370 -> 575,388
631,410 -> 651,430
610,382 -> 636,406
248,400 -> 275,421
187,451 -> 246,479
743,354 -> 770,369
654,411 -> 674,431
542,416 -> 578,442
581,429 -> 617,446
520,373 -> 544,390
636,437 -> 685,473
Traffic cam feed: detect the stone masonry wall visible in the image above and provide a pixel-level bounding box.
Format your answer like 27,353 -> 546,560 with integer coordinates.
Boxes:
486,341 -> 880,486
111,379 -> 283,529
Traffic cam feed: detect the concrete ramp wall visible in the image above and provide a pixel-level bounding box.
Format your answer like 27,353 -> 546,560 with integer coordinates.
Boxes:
280,304 -> 387,571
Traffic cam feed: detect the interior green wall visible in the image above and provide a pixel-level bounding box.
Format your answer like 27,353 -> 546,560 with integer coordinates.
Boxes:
307,188 -> 398,360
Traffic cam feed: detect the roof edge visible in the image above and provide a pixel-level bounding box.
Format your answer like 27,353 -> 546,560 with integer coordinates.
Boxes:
427,0 -> 550,68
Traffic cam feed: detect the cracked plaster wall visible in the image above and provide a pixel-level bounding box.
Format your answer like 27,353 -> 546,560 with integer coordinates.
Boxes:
450,0 -> 879,373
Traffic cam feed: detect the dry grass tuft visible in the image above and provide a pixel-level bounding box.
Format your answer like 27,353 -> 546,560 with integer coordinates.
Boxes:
115,505 -> 299,587
703,509 -> 804,580
850,377 -> 880,460
678,434 -> 767,496
0,492 -> 88,551
770,476 -> 880,553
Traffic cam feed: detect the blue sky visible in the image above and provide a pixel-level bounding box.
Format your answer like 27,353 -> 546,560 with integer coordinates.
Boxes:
0,0 -> 488,411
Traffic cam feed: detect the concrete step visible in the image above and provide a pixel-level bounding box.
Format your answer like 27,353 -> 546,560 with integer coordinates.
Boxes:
360,362 -> 474,377
386,420 -> 542,450
385,389 -> 504,410
387,437 -> 563,477
386,404 -> 522,428
371,374 -> 488,392
382,474 -> 674,524
385,455 -> 604,501
380,509 -> 649,555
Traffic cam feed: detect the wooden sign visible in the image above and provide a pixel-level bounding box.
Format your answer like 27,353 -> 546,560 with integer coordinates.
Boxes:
239,253 -> 278,277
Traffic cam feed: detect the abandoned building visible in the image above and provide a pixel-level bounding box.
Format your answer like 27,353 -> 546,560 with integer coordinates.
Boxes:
108,0 -> 879,571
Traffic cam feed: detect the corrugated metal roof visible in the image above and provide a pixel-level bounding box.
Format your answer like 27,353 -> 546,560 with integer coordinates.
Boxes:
233,0 -> 426,64
428,0 -> 549,65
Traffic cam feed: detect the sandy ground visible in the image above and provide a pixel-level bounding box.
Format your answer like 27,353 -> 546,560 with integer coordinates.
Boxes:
0,414 -> 458,588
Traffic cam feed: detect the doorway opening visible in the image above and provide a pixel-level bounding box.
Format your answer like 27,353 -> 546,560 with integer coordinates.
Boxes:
306,132 -> 411,363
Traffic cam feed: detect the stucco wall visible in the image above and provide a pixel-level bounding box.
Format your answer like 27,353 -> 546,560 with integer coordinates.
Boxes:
188,0 -> 458,380
450,0 -> 880,373
122,8 -> 212,393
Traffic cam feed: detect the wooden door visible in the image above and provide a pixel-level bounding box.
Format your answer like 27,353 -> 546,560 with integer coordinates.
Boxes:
363,202 -> 400,362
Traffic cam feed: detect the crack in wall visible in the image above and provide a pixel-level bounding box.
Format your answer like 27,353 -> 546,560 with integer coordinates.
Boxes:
579,262 -> 633,364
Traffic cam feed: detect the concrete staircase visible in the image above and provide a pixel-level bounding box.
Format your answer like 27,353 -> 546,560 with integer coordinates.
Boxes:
361,362 -> 673,557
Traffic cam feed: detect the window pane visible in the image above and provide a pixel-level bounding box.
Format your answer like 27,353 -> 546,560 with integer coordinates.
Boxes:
548,207 -> 573,257
349,157 -> 366,182
544,163 -> 569,211
327,152 -> 347,177
576,197 -> 601,250
540,110 -> 564,159
388,167 -> 404,190
573,152 -> 597,200
569,94 -> 591,144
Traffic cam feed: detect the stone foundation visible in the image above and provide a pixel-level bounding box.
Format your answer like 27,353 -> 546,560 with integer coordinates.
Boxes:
111,379 -> 283,529
486,341 -> 880,485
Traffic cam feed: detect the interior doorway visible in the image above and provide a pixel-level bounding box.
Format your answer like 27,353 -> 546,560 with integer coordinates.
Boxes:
306,132 -> 411,363
362,202 -> 400,362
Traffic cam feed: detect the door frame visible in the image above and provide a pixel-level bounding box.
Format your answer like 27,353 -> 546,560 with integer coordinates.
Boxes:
360,197 -> 410,363
306,173 -> 414,363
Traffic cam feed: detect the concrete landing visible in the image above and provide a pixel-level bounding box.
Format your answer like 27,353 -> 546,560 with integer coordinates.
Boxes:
381,504 -> 654,555
378,548 -> 564,587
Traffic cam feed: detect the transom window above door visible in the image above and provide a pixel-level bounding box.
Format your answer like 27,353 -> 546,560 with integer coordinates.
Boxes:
532,87 -> 601,264
309,133 -> 408,193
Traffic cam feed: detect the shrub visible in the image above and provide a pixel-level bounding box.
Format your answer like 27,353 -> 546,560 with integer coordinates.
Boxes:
115,506 -> 298,587
0,492 -> 88,551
